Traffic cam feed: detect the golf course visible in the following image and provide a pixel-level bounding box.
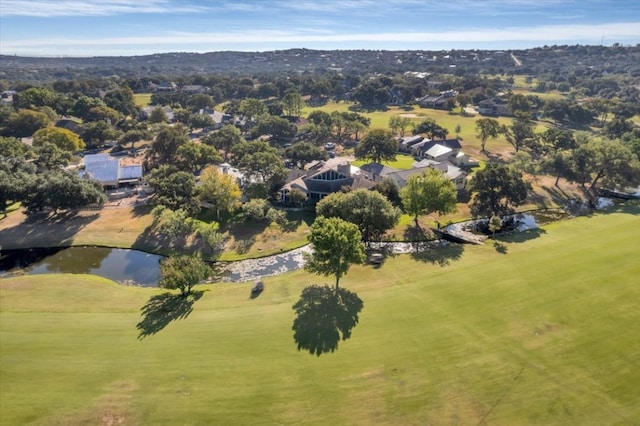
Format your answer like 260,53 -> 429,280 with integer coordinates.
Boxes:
1,201 -> 639,425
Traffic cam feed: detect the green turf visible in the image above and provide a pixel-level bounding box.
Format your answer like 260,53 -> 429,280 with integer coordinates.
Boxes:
1,201 -> 639,425
133,93 -> 152,107
351,153 -> 415,170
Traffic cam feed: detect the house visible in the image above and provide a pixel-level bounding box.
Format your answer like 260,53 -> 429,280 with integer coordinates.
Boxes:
478,98 -> 512,116
0,90 -> 16,105
150,81 -> 177,92
182,85 -> 208,94
398,135 -> 426,153
81,154 -> 143,188
418,95 -> 446,109
55,117 -> 83,134
361,159 -> 467,191
279,159 -> 376,203
411,138 -> 461,159
141,106 -> 175,122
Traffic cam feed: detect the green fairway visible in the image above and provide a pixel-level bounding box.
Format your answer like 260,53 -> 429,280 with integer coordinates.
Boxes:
133,93 -> 152,107
1,202 -> 639,425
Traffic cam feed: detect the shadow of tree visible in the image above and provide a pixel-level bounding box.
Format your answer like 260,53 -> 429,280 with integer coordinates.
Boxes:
403,224 -> 435,242
501,228 -> 547,243
0,211 -> 100,250
292,285 -> 364,356
136,290 -> 206,339
493,241 -> 508,254
410,241 -> 465,266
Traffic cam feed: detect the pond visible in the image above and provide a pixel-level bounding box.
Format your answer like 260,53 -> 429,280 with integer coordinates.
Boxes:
0,246 -> 314,286
0,247 -> 163,286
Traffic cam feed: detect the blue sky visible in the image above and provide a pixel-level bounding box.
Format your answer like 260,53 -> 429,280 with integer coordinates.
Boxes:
1,0 -> 639,57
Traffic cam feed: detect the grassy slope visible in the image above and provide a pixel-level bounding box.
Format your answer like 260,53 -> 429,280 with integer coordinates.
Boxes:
1,202 -> 639,425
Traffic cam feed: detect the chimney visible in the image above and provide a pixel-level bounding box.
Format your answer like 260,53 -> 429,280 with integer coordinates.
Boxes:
337,162 -> 351,177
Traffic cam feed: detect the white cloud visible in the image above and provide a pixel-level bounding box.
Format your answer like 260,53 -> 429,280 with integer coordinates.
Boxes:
4,22 -> 639,47
0,0 -> 210,17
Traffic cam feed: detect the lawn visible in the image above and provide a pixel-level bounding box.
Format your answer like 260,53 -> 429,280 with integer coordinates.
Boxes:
2,201 -> 639,425
351,153 -> 415,170
133,93 -> 152,107
303,101 -> 525,158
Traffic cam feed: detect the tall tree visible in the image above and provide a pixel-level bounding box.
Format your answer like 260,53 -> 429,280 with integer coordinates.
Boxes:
282,92 -> 305,117
568,136 -> 640,190
82,120 -> 119,148
159,254 -> 211,297
355,128 -> 397,164
503,115 -> 536,153
475,117 -> 501,152
316,189 -> 401,242
32,127 -> 85,152
22,170 -> 106,215
304,217 -> 366,289
202,124 -> 244,160
198,165 -> 242,219
469,163 -> 530,217
285,142 -> 328,168
151,124 -> 189,164
0,156 -> 36,217
174,142 -> 221,173
400,168 -> 458,227
4,109 -> 51,137
147,165 -> 200,214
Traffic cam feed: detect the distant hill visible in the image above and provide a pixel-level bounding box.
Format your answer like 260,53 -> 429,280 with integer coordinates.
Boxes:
1,45 -> 639,82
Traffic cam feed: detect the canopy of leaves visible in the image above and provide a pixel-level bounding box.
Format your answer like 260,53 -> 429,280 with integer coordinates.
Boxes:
316,189 -> 401,241
159,255 -> 211,296
147,165 -> 200,215
469,163 -> 530,217
354,128 -> 397,164
475,117 -> 501,152
4,109 -> 51,138
400,168 -> 458,224
0,155 -> 36,217
22,170 -> 106,215
32,126 -> 85,152
304,216 -> 365,289
199,165 -> 242,218
151,124 -> 189,164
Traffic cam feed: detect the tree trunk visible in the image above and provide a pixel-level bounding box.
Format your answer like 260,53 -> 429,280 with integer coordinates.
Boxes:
554,174 -> 560,187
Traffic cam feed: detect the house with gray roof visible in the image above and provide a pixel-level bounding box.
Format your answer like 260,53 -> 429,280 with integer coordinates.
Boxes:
81,154 -> 143,188
279,159 -> 376,203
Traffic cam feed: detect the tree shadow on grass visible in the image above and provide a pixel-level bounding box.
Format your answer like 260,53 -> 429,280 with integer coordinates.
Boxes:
493,240 -> 508,254
136,290 -> 206,340
403,223 -> 436,242
0,211 -> 100,250
292,285 -> 364,356
501,228 -> 547,244
410,241 -> 465,266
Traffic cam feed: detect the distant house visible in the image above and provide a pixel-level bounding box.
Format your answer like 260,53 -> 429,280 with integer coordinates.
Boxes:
55,117 -> 83,134
418,95 -> 446,109
81,154 -> 143,188
150,81 -> 177,92
141,106 -> 175,122
478,98 -> 512,116
360,159 -> 467,191
411,138 -> 462,159
182,85 -> 208,94
279,159 -> 376,203
398,135 -> 426,153
0,90 -> 16,105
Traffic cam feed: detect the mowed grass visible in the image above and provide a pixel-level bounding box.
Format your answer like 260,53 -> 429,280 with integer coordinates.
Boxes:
303,101 -> 541,158
133,93 -> 152,107
2,201 -> 639,425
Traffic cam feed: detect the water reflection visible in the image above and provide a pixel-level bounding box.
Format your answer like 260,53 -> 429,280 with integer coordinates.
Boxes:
0,247 -> 162,286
